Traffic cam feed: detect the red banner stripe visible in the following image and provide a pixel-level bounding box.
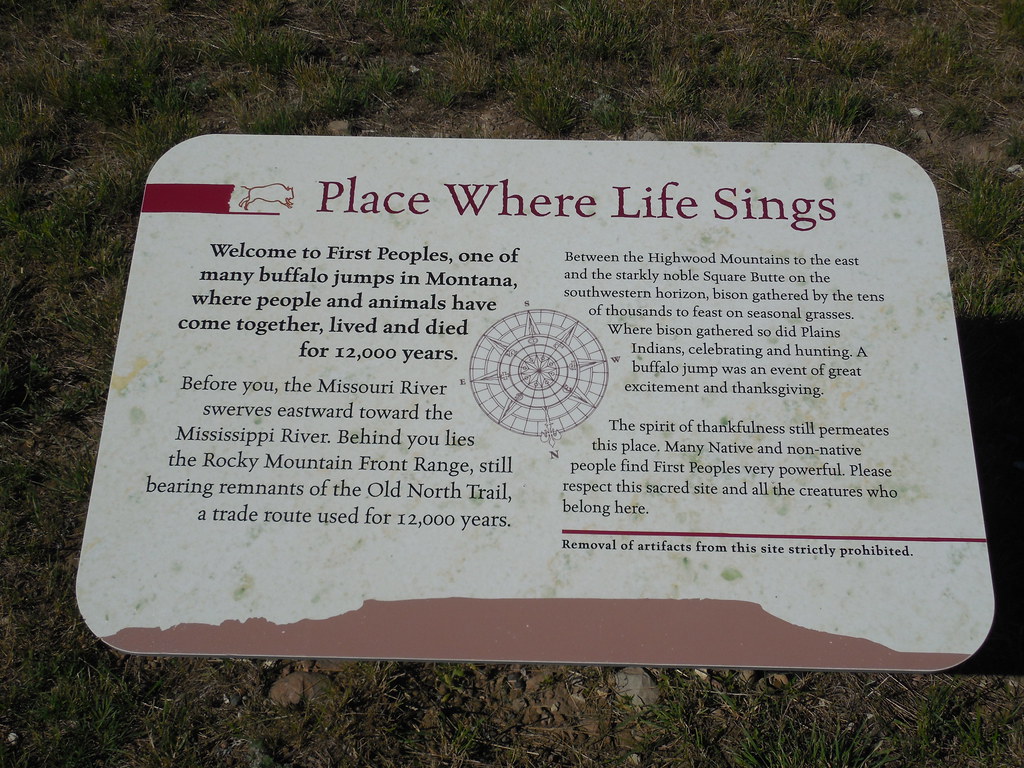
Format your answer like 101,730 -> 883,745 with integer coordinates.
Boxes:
141,183 -> 235,214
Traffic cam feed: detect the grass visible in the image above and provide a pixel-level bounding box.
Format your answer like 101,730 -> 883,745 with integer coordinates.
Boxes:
511,61 -> 583,136
1002,0 -> 1024,39
422,47 -> 493,107
1,0 -> 1024,766
951,166 -> 1023,248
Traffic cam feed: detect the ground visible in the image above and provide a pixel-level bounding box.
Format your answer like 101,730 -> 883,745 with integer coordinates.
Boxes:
1,0 -> 1024,766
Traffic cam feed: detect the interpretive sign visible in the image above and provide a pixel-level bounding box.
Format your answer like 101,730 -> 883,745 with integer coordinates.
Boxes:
78,136 -> 992,670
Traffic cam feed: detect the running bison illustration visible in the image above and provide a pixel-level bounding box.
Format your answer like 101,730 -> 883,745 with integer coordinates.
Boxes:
238,183 -> 294,211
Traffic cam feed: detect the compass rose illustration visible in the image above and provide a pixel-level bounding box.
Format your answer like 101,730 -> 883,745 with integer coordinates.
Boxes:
469,309 -> 609,445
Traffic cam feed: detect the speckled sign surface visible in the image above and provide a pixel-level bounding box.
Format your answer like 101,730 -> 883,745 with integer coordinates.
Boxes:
78,136 -> 993,670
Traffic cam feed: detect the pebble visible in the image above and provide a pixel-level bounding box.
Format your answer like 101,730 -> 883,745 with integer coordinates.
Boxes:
314,659 -> 352,672
630,129 -> 660,142
268,671 -> 332,706
327,120 -> 351,136
613,667 -> 659,706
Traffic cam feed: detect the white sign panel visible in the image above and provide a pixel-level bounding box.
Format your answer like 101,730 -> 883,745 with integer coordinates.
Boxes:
78,136 -> 992,670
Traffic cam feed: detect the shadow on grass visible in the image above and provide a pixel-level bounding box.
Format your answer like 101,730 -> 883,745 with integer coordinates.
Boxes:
952,317 -> 1024,674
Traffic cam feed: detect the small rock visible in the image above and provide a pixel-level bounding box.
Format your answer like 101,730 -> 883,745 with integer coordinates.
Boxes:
420,708 -> 440,729
268,671 -> 331,706
767,673 -> 790,688
614,667 -> 659,706
1007,164 -> 1023,177
629,129 -> 660,142
505,670 -> 526,690
908,107 -> 924,118
314,658 -> 351,672
327,119 -> 351,136
7,732 -> 17,745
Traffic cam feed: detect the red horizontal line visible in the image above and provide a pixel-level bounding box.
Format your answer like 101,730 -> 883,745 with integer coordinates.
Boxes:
561,529 -> 986,544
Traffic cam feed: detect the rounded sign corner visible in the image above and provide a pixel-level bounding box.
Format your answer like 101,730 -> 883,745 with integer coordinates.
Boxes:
144,133 -> 234,182
860,142 -> 938,189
